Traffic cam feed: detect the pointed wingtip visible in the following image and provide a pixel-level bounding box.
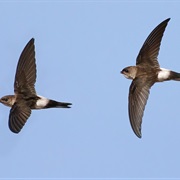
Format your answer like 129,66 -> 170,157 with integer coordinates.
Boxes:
30,37 -> 35,43
165,18 -> 170,23
136,134 -> 142,139
134,130 -> 142,139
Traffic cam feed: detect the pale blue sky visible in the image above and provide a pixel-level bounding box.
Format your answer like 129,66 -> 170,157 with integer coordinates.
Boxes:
0,1 -> 180,179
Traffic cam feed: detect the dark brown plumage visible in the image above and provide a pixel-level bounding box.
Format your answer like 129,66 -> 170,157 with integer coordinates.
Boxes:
121,18 -> 180,138
0,38 -> 72,133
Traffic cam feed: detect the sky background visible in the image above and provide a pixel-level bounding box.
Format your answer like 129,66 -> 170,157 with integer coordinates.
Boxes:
0,1 -> 180,179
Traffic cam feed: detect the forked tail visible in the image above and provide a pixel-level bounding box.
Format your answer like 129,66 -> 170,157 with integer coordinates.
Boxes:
45,100 -> 72,108
171,71 -> 180,81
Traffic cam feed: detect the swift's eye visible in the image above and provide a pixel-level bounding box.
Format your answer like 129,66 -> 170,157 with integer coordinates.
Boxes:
123,69 -> 129,73
2,98 -> 8,102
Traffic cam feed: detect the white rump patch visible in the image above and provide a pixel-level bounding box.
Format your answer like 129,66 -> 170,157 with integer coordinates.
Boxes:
123,74 -> 132,79
36,95 -> 49,109
158,68 -> 170,81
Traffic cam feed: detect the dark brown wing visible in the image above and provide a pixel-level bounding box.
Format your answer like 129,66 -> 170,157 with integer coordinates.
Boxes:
136,18 -> 170,68
128,78 -> 154,138
14,38 -> 36,96
9,101 -> 31,133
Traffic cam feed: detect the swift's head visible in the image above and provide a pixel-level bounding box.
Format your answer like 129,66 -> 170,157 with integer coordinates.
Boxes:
121,66 -> 137,80
0,95 -> 16,107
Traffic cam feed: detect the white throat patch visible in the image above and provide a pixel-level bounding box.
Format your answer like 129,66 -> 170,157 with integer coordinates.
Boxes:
123,74 -> 132,79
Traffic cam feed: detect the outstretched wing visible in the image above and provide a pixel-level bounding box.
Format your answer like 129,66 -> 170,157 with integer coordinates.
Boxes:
128,78 -> 154,138
136,18 -> 170,68
9,100 -> 31,133
14,38 -> 37,96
